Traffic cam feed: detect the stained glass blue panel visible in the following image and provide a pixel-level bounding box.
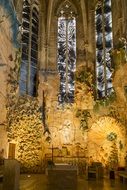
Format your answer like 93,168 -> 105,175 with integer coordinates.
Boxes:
19,0 -> 38,97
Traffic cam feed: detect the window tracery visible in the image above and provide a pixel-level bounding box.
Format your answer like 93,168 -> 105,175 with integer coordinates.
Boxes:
57,1 -> 76,104
95,0 -> 113,99
19,0 -> 39,96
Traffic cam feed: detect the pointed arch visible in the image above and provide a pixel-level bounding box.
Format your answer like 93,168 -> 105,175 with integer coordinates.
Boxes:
56,0 -> 77,17
56,0 -> 77,104
95,0 -> 113,99
19,0 -> 40,96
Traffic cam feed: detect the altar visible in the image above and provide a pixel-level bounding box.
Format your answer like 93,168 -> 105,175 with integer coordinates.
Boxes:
46,163 -> 78,190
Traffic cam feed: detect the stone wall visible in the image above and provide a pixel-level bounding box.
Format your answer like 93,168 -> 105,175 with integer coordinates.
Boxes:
0,126 -> 8,158
0,0 -> 127,172
0,1 -> 19,157
112,0 -> 127,46
7,96 -> 44,173
40,63 -> 127,168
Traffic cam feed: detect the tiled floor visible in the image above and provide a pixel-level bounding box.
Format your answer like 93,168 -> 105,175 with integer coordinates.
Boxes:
0,174 -> 127,190
20,174 -> 127,190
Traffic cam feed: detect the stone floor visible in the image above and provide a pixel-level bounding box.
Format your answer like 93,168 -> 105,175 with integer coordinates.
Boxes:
0,174 -> 127,190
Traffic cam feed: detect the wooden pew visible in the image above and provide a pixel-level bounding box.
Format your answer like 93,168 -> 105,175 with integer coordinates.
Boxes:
118,171 -> 127,183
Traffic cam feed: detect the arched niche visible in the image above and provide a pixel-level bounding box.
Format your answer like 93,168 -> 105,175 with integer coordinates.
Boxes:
45,0 -> 85,70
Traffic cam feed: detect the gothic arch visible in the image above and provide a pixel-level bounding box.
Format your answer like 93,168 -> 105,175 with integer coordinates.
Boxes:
55,0 -> 78,16
88,116 -> 126,166
19,0 -> 40,96
56,1 -> 77,104
95,0 -> 113,99
40,0 -> 87,78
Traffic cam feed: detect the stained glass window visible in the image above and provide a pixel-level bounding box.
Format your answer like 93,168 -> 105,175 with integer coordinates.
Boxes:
19,0 -> 39,96
57,2 -> 76,104
95,0 -> 113,99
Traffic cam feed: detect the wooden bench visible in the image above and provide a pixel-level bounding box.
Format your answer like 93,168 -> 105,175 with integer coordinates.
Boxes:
118,171 -> 127,183
86,162 -> 104,179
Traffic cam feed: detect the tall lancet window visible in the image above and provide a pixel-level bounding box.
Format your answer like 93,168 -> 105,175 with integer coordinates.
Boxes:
95,0 -> 113,99
19,0 -> 39,96
57,1 -> 76,104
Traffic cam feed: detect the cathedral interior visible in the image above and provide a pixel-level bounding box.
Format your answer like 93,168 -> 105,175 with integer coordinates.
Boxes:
0,0 -> 127,189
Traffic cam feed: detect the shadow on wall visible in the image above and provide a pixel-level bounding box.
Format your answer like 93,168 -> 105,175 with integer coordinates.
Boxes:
0,0 -> 20,47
